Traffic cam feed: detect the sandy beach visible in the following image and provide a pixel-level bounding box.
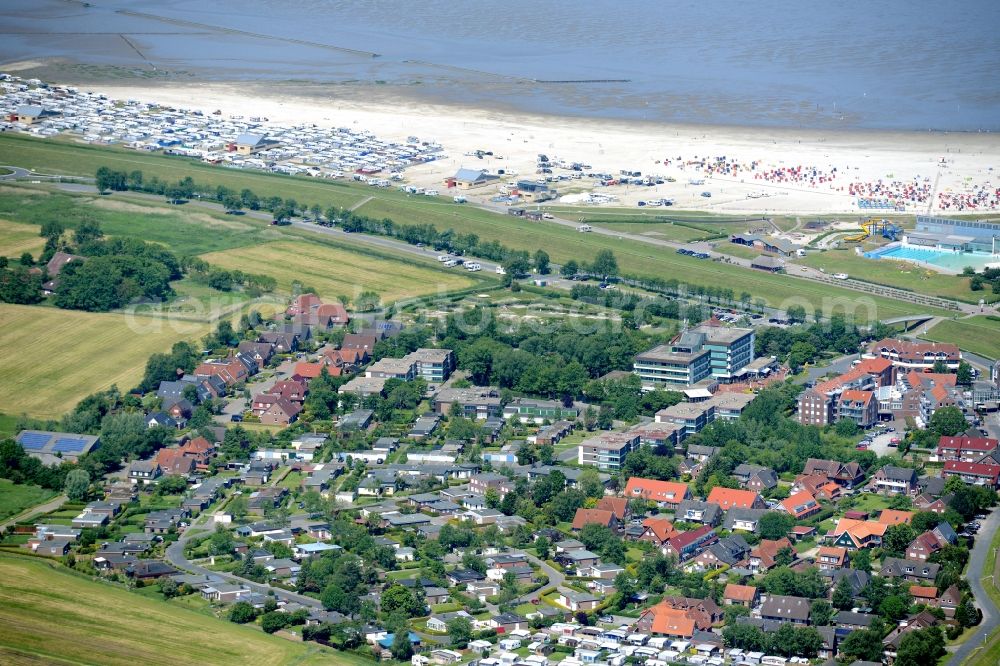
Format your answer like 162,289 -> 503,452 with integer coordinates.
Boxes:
80,81 -> 1000,216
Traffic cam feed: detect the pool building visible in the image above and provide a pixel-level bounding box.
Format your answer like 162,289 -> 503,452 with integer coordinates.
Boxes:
864,215 -> 1000,272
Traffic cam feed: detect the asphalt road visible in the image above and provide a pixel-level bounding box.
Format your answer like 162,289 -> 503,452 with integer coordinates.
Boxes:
948,508 -> 1000,664
164,515 -> 323,609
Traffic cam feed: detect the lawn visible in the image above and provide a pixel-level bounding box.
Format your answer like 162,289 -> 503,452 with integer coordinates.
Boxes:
0,553 -> 342,665
922,316 -> 1000,360
0,217 -> 47,259
0,413 -> 16,439
0,133 -> 367,212
798,248 -> 979,303
596,221 -> 716,243
0,187 -> 286,256
716,243 -> 765,260
0,303 -> 209,418
353,196 -> 950,320
0,480 -> 57,522
0,134 -> 949,320
199,240 -> 477,303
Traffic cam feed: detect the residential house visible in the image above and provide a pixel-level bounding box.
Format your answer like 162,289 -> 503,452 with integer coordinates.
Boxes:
733,464 -> 778,492
623,478 -> 691,508
662,525 -> 718,561
723,584 -> 759,607
780,491 -> 822,520
816,546 -> 848,570
706,487 -> 763,511
760,594 -> 811,625
676,500 -> 722,525
942,461 -> 1000,488
802,458 -> 865,488
571,508 -> 619,531
828,519 -> 887,550
722,508 -> 768,533
871,466 -> 919,495
577,432 -> 641,471
748,538 -> 794,572
906,523 -> 957,561
556,588 -> 601,612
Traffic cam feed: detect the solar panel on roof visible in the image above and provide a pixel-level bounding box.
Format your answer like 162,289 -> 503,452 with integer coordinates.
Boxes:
18,432 -> 50,450
53,437 -> 86,453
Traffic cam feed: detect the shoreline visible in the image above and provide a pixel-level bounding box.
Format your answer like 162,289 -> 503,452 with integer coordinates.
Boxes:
24,75 -> 1000,216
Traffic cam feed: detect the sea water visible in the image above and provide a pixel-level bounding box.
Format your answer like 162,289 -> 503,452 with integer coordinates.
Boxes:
1,0 -> 998,131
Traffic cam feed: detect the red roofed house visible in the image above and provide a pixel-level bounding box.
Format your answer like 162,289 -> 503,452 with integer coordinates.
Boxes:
637,606 -> 696,639
909,585 -> 939,604
155,449 -> 196,476
816,546 -> 848,570
269,380 -> 307,403
639,517 -> 679,545
878,510 -> 915,526
723,583 -> 759,607
571,508 -> 619,531
624,477 -> 691,508
935,435 -> 999,462
195,356 -> 250,386
906,531 -> 946,561
780,491 -> 821,520
836,389 -> 878,428
748,538 -> 794,572
180,436 -> 215,471
662,525 -> 718,561
828,519 -> 887,550
293,361 -> 335,380
595,496 -> 630,522
706,487 -> 763,511
287,293 -> 322,316
943,461 -> 1000,488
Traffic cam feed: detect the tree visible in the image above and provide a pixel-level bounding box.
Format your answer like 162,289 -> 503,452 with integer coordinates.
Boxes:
561,259 -> 579,277
758,512 -> 794,540
840,629 -> 884,662
850,547 -> 871,572
228,601 -> 257,624
832,574 -> 855,610
64,468 -> 90,501
391,630 -> 414,660
882,523 -> 916,557
260,611 -> 290,634
956,360 -> 973,385
810,599 -> 834,626
503,253 -> 531,278
534,249 -> 551,274
447,615 -> 473,648
535,535 -> 551,561
929,406 -> 967,437
74,218 -> 104,246
228,494 -> 248,521
208,525 -> 235,556
591,249 -> 618,281
895,626 -> 946,666
160,578 -> 179,598
723,624 -> 768,651
786,304 -> 807,323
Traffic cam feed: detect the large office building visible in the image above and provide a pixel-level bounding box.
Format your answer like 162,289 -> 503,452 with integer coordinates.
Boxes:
634,325 -> 755,390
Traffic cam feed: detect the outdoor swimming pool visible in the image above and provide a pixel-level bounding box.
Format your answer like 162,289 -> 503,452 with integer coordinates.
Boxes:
866,244 -> 1000,272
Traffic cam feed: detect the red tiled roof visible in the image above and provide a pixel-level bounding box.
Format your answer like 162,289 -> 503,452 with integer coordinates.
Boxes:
706,487 -> 759,510
624,478 -> 690,503
723,583 -> 758,602
944,461 -> 1000,480
572,508 -> 615,530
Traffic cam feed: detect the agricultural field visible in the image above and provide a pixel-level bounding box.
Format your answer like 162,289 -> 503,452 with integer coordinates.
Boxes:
797,248 -> 979,303
0,217 -> 47,260
0,480 -> 57,522
922,316 -> 1000,360
199,240 -> 478,304
0,303 -> 210,419
0,553 -> 341,665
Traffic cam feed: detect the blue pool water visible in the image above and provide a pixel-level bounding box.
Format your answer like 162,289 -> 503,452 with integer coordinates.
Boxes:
867,245 -> 1000,272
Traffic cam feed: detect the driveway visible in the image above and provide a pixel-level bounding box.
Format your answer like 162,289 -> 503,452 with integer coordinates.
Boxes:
947,508 -> 1000,664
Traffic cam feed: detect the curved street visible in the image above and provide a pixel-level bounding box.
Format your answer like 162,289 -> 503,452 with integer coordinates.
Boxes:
948,508 -> 1000,664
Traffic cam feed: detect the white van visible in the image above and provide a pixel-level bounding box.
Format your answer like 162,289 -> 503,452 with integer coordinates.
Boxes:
444,259 -> 458,267
465,262 -> 482,271
437,255 -> 451,262
577,224 -> 592,233
495,265 -> 507,275
453,195 -> 467,203
833,273 -> 849,280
